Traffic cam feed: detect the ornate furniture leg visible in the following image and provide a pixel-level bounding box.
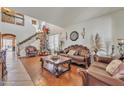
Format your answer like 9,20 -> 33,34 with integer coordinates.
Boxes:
54,64 -> 59,78
40,58 -> 44,72
68,60 -> 71,71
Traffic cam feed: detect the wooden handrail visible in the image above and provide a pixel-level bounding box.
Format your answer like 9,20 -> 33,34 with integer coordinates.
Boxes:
18,33 -> 38,45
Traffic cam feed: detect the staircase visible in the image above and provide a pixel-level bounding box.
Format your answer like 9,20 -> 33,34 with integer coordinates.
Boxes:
17,33 -> 40,56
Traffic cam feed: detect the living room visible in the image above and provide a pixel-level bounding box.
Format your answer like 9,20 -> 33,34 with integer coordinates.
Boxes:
0,7 -> 124,87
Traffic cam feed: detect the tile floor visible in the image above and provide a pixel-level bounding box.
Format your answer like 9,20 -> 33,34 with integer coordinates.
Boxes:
3,51 -> 33,86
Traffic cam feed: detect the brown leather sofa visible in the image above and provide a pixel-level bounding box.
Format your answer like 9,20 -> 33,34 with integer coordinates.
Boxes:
60,45 -> 90,68
79,55 -> 124,86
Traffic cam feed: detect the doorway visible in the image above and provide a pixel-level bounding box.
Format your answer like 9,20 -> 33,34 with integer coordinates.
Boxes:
3,39 -> 13,51
2,33 -> 16,52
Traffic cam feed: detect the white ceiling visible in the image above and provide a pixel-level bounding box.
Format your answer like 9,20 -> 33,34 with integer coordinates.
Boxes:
11,7 -> 124,28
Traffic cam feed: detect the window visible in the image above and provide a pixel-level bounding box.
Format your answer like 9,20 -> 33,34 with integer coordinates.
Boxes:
48,34 -> 59,51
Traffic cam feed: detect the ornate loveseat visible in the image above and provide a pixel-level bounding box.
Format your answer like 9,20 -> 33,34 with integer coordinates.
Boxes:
60,45 -> 90,68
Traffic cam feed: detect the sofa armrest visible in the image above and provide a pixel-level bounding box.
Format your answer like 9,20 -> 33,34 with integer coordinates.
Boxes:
94,55 -> 112,64
88,71 -> 124,86
77,68 -> 88,85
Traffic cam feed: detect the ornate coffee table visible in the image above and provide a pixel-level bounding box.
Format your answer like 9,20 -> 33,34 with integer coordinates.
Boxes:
41,55 -> 71,77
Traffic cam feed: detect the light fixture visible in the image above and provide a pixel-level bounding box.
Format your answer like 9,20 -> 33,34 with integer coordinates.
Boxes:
81,28 -> 85,39
2,7 -> 15,16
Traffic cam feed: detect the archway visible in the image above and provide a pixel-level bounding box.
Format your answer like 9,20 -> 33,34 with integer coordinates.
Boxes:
2,33 -> 16,51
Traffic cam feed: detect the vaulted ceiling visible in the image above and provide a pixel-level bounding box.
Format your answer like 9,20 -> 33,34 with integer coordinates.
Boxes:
11,7 -> 124,28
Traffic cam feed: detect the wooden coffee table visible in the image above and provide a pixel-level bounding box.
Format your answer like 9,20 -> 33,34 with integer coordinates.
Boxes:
41,55 -> 71,77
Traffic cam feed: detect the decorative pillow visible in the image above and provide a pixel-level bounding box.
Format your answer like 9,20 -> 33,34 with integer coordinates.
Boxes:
106,60 -> 122,75
74,50 -> 79,55
79,49 -> 89,57
67,50 -> 76,55
64,48 -> 69,54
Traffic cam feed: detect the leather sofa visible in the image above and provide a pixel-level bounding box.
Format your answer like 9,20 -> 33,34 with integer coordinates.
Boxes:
60,45 -> 90,68
25,46 -> 38,57
79,55 -> 124,86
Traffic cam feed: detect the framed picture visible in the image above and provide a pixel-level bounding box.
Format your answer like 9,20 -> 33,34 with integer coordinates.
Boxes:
32,20 -> 37,25
15,13 -> 24,26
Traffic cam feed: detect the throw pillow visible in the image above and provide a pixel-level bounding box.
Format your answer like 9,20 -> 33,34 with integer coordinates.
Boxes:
64,48 -> 69,54
67,50 -> 76,55
79,49 -> 88,57
74,50 -> 79,55
106,60 -> 122,75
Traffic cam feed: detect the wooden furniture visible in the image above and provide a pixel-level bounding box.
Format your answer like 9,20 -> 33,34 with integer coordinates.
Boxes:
60,45 -> 90,68
79,55 -> 124,86
41,55 -> 71,77
0,62 -> 2,80
0,50 -> 7,85
38,51 -> 49,56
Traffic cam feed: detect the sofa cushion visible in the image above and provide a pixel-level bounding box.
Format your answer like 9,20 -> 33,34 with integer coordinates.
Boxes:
88,64 -> 110,77
92,62 -> 108,70
60,53 -> 68,57
106,60 -> 122,75
70,55 -> 85,61
94,55 -> 112,64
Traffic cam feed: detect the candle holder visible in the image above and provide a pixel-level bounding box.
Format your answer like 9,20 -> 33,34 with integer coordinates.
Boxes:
81,28 -> 85,39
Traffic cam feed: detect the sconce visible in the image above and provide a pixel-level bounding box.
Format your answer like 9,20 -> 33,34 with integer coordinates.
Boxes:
66,32 -> 68,40
81,28 -> 85,39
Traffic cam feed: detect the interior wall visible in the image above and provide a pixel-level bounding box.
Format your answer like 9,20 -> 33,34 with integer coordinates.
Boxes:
63,15 -> 112,52
0,13 -> 37,43
0,10 -> 64,56
111,9 -> 124,44
0,12 -> 64,43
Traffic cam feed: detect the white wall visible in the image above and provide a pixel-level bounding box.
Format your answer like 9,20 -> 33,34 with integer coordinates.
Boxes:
48,23 -> 64,35
0,11 -> 64,56
63,16 -> 112,51
0,13 -> 64,43
111,9 -> 124,44
0,13 -> 37,43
